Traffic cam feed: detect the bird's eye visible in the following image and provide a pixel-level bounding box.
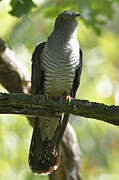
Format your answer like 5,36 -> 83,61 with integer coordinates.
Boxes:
59,17 -> 64,22
69,16 -> 74,21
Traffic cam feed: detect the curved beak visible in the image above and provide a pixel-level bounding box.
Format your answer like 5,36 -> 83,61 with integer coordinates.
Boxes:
74,13 -> 80,18
69,12 -> 80,21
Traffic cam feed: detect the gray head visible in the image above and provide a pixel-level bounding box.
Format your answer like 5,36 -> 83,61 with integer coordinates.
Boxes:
53,10 -> 80,34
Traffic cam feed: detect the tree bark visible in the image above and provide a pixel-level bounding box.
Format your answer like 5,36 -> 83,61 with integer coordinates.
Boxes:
0,93 -> 119,126
0,38 -> 31,93
0,38 -> 82,180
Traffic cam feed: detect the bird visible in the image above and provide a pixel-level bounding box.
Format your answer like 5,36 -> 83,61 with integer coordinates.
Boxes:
28,10 -> 83,175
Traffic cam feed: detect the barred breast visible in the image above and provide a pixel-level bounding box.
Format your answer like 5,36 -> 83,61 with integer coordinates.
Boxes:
41,38 -> 80,96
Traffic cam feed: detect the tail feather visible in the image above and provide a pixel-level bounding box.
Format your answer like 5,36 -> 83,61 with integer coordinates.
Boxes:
28,114 -> 69,174
29,141 -> 60,174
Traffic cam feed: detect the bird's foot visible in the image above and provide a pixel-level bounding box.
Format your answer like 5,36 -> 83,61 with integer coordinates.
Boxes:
66,95 -> 71,104
45,93 -> 51,102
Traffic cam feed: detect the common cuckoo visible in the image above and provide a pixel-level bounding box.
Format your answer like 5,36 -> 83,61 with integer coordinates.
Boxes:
28,10 -> 83,175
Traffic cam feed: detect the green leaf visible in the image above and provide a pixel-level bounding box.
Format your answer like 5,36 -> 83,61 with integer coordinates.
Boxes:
9,0 -> 36,17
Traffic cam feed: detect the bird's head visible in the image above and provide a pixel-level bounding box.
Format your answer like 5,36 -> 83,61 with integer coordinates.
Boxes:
54,10 -> 80,34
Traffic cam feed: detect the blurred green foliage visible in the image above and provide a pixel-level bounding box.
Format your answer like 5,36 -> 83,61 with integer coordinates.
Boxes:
10,0 -> 36,17
1,0 -> 119,33
0,0 -> 119,180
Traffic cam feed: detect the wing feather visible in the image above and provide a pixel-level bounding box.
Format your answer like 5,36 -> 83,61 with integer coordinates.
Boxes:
31,42 -> 46,95
70,48 -> 83,98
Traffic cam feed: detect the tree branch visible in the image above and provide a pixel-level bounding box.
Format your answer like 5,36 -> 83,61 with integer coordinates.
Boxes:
0,93 -> 119,126
0,38 -> 31,93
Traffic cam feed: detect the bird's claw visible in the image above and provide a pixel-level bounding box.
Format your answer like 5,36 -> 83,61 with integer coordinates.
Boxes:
45,93 -> 51,102
66,95 -> 71,104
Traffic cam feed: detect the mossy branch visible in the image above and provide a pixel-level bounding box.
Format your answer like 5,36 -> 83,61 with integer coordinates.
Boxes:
0,93 -> 119,126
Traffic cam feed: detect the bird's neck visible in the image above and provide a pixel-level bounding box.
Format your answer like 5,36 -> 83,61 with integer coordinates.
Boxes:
47,28 -> 78,48
45,29 -> 79,60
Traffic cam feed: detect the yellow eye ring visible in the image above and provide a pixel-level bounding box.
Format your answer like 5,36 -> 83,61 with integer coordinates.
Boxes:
59,17 -> 64,22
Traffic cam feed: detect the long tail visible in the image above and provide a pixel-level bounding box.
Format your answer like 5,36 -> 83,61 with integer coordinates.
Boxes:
28,114 -> 69,175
